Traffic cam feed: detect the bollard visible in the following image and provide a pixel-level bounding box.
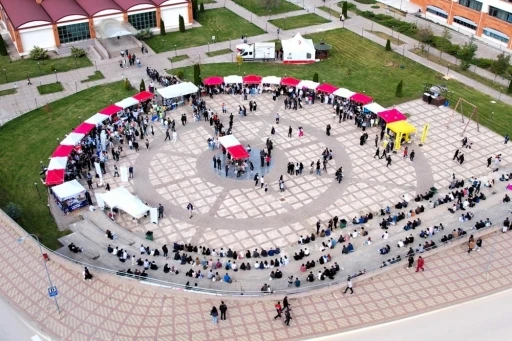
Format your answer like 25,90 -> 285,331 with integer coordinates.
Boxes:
35,98 -> 37,108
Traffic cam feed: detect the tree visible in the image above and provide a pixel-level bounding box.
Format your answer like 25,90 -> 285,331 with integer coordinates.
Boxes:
395,80 -> 403,97
415,27 -> 433,53
179,15 -> 185,32
457,42 -> 478,70
490,53 -> 511,77
160,19 -> 166,36
192,0 -> 198,20
193,63 -> 201,85
0,35 -> 7,56
200,2 -> 205,12
29,46 -> 48,60
124,78 -> 132,91
385,39 -> 391,51
507,79 -> 512,94
313,72 -> 319,82
5,202 -> 22,220
140,79 -> 146,92
342,1 -> 348,17
264,0 -> 280,10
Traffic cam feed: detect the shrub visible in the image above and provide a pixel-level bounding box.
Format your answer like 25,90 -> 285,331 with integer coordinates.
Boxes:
395,80 -> 403,97
313,72 -> 319,82
193,63 -> 201,85
160,19 -> 166,36
507,79 -> 512,94
457,42 -> 478,71
5,202 -> 22,220
29,46 -> 48,60
472,58 -> 493,69
200,2 -> 205,12
192,0 -> 198,19
177,70 -> 185,79
136,28 -> 153,40
50,64 -> 56,71
342,1 -> 348,17
385,39 -> 391,51
124,78 -> 133,91
179,15 -> 185,33
70,46 -> 86,58
0,35 -> 7,56
140,79 -> 146,92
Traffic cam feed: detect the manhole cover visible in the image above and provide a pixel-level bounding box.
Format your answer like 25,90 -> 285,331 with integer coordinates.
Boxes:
280,198 -> 286,202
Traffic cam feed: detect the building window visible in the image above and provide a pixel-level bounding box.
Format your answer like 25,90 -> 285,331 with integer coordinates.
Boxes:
458,0 -> 482,11
489,6 -> 512,23
57,22 -> 91,44
128,11 -> 157,30
453,17 -> 477,30
483,29 -> 509,43
426,7 -> 448,18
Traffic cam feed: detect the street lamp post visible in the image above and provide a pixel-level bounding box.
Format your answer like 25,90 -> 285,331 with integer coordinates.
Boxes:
34,182 -> 41,199
17,234 -> 61,314
37,62 -> 41,76
3,68 -> 6,82
40,161 -> 44,173
54,70 -> 58,82
175,45 -> 177,57
208,42 -> 210,53
499,88 -> 503,101
74,55 -> 77,67
170,57 -> 173,71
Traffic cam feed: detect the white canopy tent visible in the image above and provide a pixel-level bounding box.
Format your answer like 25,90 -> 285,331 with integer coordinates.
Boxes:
48,157 -> 68,170
102,187 -> 150,219
281,33 -> 316,64
297,80 -> 319,90
333,88 -> 355,98
218,135 -> 240,148
261,76 -> 281,85
52,180 -> 86,201
85,113 -> 110,125
364,102 -> 386,113
224,75 -> 243,84
60,133 -> 85,146
115,97 -> 139,109
157,82 -> 198,99
94,19 -> 138,39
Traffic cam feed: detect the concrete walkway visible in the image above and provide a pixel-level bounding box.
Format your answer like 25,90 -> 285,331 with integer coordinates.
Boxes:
0,0 -> 511,125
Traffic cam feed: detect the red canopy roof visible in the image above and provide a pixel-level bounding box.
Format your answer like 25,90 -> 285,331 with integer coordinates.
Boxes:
378,109 -> 407,123
99,105 -> 122,116
227,145 -> 250,160
74,122 -> 95,134
74,0 -> 122,16
317,83 -> 338,94
1,0 -> 51,29
133,91 -> 154,102
203,77 -> 224,86
243,75 -> 262,84
45,169 -> 65,186
280,77 -> 301,87
350,93 -> 373,105
40,0 -> 88,22
52,145 -> 74,158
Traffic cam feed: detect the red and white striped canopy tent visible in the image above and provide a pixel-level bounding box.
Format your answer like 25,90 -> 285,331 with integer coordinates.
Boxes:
317,83 -> 338,94
99,105 -> 123,116
60,133 -> 85,146
243,74 -> 262,84
133,91 -> 154,102
85,113 -> 109,125
218,135 -> 250,160
45,169 -> 65,186
52,145 -> 74,158
280,77 -> 301,87
74,122 -> 96,135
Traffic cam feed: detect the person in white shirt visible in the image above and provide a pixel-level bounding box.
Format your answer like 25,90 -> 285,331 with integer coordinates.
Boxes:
232,262 -> 238,271
351,230 -> 359,238
397,239 -> 404,248
172,130 -> 178,142
304,248 -> 310,256
382,231 -> 389,239
254,261 -> 260,269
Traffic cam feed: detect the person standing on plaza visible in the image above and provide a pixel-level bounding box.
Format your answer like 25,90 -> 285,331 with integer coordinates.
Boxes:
83,266 -> 93,281
283,296 -> 290,311
129,166 -> 134,179
343,276 -> 353,294
114,165 -> 120,177
261,176 -> 265,189
217,157 -> 221,170
213,156 -> 217,169
162,244 -> 168,258
225,164 -> 229,177
210,306 -> 219,324
288,126 -> 293,138
403,147 -> 408,159
274,301 -> 283,319
453,149 -> 460,161
187,202 -> 194,218
172,129 -> 178,142
408,254 -> 414,268
386,155 -> 392,167
219,301 -> 228,321
158,204 -> 164,218
145,139 -> 150,150
487,156 -> 492,167
375,134 -> 379,148
254,173 -> 259,186
284,308 -> 292,326
416,256 -> 425,272
409,150 -> 415,162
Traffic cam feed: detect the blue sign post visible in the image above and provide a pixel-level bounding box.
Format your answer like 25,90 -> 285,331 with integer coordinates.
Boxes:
48,286 -> 58,298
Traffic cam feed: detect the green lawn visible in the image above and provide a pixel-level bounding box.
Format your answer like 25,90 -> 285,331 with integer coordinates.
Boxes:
232,0 -> 301,16
354,0 -> 376,4
81,71 -> 105,83
269,13 -> 330,30
0,55 -> 91,85
0,88 -> 16,96
368,30 -> 405,45
174,28 -> 512,136
206,48 -> 233,57
169,55 -> 189,63
0,82 -> 136,249
318,6 -> 342,19
37,82 -> 64,95
145,8 -> 265,53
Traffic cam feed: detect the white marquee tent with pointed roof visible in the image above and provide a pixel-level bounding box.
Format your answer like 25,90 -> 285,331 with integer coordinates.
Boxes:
281,33 -> 316,64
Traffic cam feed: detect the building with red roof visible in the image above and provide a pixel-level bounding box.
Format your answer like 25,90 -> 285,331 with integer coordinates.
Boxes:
0,0 -> 192,55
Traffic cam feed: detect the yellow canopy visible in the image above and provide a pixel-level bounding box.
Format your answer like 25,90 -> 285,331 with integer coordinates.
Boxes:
386,121 -> 416,134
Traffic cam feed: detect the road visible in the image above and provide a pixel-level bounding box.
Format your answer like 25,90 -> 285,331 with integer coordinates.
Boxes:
312,288 -> 512,341
0,297 -> 48,341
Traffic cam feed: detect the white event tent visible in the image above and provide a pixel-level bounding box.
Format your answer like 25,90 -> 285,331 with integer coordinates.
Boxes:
102,187 -> 150,219
52,180 -> 86,201
297,80 -> 319,90
333,88 -> 355,98
281,33 -> 316,64
261,76 -> 281,85
364,102 -> 386,114
60,133 -> 85,146
115,97 -> 139,109
224,75 -> 243,84
85,113 -> 110,125
157,82 -> 198,99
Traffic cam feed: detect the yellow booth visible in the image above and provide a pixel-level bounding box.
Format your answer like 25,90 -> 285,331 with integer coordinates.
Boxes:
386,121 -> 416,150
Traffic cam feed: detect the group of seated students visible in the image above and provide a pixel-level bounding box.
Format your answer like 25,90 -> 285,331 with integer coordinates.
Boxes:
440,227 -> 467,243
379,244 -> 391,255
503,194 -> 510,203
268,269 -> 284,280
172,242 -> 282,261
68,243 -> 82,253
459,212 -> 475,222
297,233 -> 316,245
116,268 -> 148,278
293,248 -> 311,260
174,251 -> 194,265
403,218 -> 422,231
305,262 -> 341,282
108,245 -> 132,263
472,218 -> 492,230
380,255 -> 402,268
499,173 -> 512,181
418,224 -> 444,238
414,189 -> 436,202
352,212 -> 374,225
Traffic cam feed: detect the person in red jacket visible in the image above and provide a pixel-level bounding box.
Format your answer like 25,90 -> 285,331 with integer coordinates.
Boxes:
416,256 -> 425,272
